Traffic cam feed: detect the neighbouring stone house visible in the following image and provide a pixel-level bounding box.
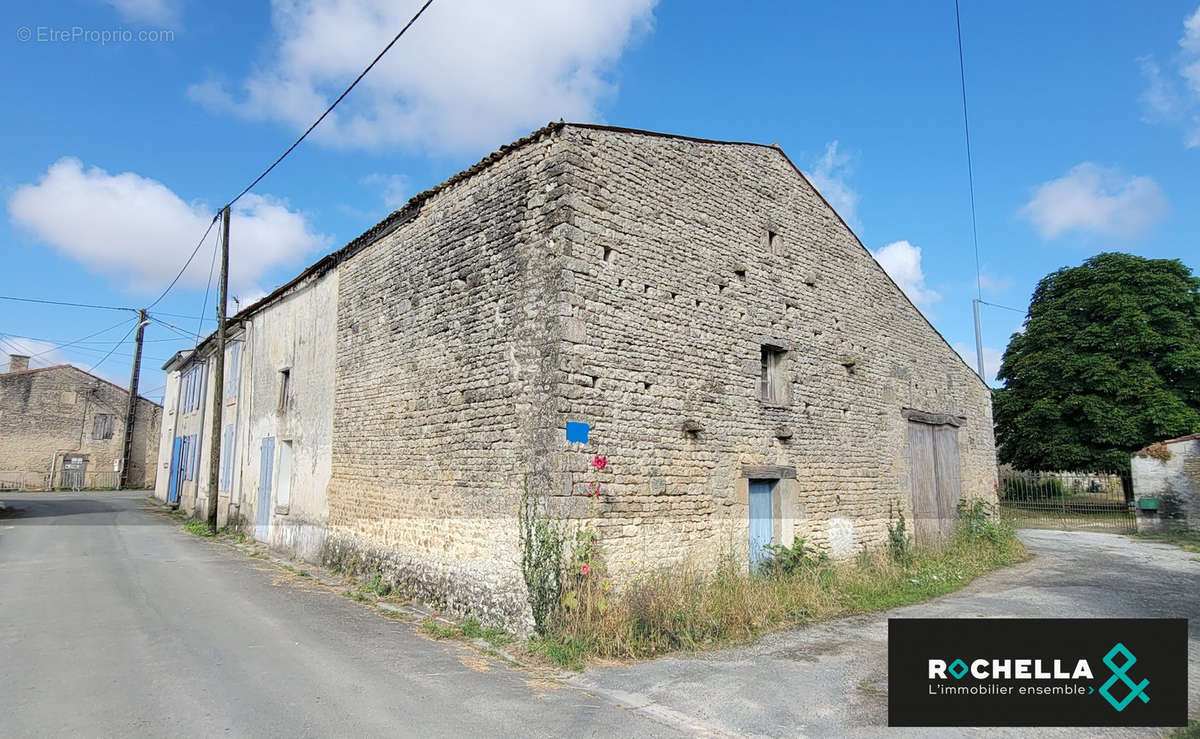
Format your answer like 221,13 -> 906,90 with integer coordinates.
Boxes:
1,355 -> 161,489
154,123 -> 997,630
1132,433 -> 1199,532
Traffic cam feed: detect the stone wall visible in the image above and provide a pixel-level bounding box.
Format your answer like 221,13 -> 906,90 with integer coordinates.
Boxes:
323,124 -> 997,631
326,129 -> 572,629
544,126 -> 996,575
0,365 -> 161,488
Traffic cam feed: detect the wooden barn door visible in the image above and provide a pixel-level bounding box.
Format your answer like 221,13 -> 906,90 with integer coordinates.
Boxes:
933,426 -> 963,537
907,421 -> 962,543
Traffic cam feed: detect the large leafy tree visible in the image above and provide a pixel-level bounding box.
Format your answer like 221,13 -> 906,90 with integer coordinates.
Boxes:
994,252 -> 1200,471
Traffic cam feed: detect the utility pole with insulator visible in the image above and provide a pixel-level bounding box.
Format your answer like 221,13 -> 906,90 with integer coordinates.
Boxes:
972,298 -> 985,381
119,308 -> 149,489
205,205 -> 230,532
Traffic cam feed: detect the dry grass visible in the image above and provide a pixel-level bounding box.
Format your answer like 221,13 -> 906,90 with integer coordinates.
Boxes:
531,518 -> 1026,669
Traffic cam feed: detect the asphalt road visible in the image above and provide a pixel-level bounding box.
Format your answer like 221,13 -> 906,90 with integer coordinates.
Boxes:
2,493 -> 1197,738
570,529 -> 1200,737
0,492 -> 677,738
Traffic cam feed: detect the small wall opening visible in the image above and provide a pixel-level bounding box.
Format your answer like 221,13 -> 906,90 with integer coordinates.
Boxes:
759,345 -> 789,404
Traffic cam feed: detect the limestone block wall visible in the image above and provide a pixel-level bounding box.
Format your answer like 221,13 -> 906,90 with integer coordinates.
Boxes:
0,365 -> 161,488
326,129 -> 572,628
547,126 -> 997,575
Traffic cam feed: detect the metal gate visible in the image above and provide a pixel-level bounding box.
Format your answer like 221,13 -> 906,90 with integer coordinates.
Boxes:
998,468 -> 1135,533
58,454 -> 88,490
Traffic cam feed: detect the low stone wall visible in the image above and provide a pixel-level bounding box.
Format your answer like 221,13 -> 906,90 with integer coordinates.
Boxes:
1133,438 -> 1198,532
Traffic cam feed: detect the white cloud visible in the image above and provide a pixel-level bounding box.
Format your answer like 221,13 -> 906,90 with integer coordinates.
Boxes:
804,140 -> 859,227
188,0 -> 657,153
1138,5 -> 1200,147
977,269 -> 1012,293
363,173 -> 409,210
0,337 -> 65,372
954,341 -> 1003,385
871,240 -> 940,306
0,335 -> 128,386
1018,163 -> 1167,241
104,0 -> 181,25
8,158 -> 329,298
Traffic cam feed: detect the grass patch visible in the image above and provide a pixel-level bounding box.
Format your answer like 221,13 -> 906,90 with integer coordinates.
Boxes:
217,526 -> 246,543
1132,528 -> 1200,554
533,503 -> 1026,668
1168,720 -> 1200,738
366,571 -> 392,596
422,617 -> 514,647
182,520 -> 215,537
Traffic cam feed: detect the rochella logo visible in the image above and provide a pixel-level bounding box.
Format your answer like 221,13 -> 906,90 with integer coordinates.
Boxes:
929,657 -> 1093,680
926,642 -> 1150,712
1099,643 -> 1149,712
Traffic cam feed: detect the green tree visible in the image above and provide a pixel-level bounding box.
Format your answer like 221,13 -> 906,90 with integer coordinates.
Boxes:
994,252 -> 1200,472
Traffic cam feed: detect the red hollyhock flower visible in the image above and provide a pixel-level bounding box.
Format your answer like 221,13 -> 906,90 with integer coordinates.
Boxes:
591,454 -> 608,471
580,563 -> 591,575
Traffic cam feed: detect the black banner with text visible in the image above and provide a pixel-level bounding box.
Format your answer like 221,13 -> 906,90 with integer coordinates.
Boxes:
888,618 -> 1187,727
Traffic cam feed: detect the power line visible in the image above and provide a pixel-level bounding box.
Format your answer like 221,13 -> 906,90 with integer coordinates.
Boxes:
954,0 -> 983,300
7,318 -> 138,360
152,311 -> 217,323
147,213 -> 220,309
0,295 -> 137,313
1,332 -> 184,345
86,322 -> 140,374
195,218 -> 222,344
147,315 -> 197,340
225,0 -> 436,209
119,2 -> 437,330
977,300 -> 1024,314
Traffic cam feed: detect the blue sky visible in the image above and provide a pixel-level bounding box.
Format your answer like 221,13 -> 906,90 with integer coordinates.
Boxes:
2,0 -> 1198,403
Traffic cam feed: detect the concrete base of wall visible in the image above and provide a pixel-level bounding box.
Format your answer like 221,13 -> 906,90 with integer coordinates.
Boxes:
322,531 -> 532,634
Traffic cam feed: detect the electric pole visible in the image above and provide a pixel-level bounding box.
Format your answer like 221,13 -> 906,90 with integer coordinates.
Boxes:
206,205 -> 230,532
972,298 -> 985,380
118,308 -> 148,489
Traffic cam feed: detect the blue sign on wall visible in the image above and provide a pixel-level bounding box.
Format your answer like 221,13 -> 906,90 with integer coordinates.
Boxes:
565,422 -> 590,444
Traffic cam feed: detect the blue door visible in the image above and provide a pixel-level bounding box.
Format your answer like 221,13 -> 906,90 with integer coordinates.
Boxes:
255,437 -> 275,542
748,480 -> 774,569
167,436 -> 183,505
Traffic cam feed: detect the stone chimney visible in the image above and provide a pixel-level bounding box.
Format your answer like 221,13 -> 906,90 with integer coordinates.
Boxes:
7,354 -> 30,372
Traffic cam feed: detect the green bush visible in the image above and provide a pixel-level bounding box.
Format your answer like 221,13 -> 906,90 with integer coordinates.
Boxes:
758,536 -> 827,577
957,498 -> 1017,546
519,479 -> 564,635
887,505 -> 914,566
1000,475 -> 1066,501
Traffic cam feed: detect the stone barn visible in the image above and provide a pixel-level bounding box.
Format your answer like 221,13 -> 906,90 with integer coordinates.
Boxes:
157,123 -> 997,631
323,123 -> 996,626
1,355 -> 161,489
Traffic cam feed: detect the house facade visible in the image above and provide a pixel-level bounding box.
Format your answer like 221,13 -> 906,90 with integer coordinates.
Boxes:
1,356 -> 161,489
1132,433 -> 1199,532
154,123 -> 997,630
154,269 -> 337,564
